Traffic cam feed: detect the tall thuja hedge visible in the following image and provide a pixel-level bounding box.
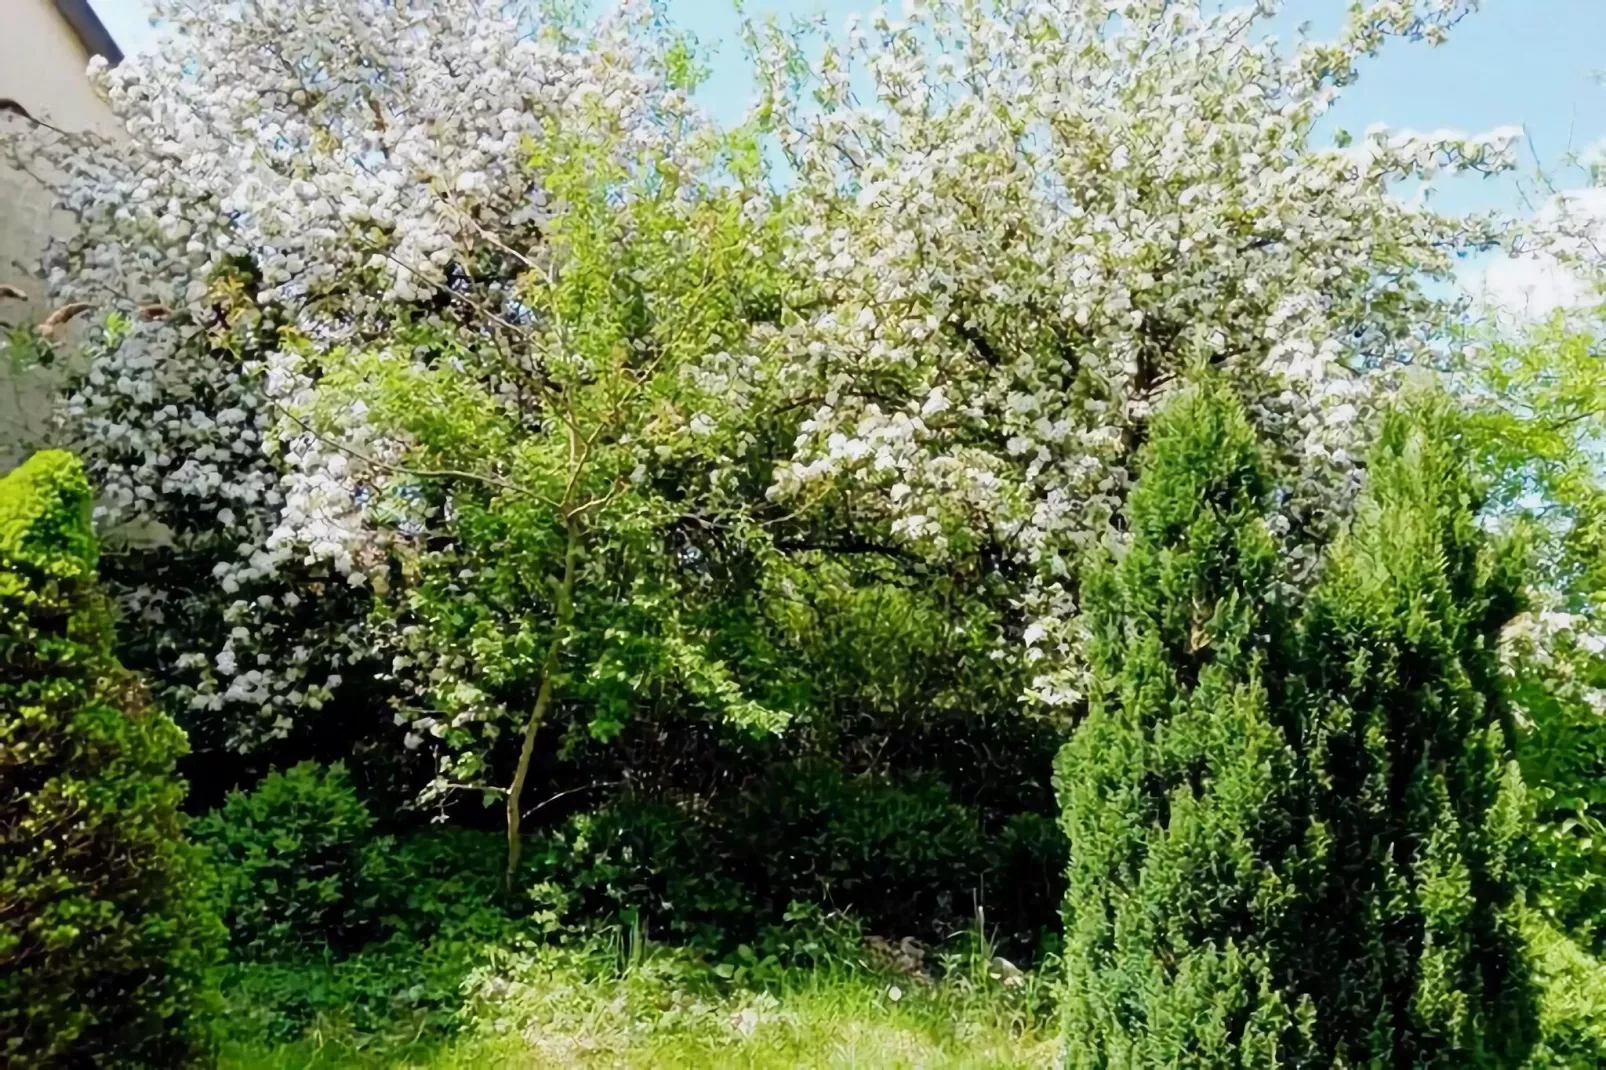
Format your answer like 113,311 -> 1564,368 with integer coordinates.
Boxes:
0,451 -> 218,1066
1056,384 -> 1537,1066
1297,397 -> 1535,1064
1056,382 -> 1317,1064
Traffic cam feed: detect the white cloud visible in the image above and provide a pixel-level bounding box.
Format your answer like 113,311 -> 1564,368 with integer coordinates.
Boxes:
1480,248 -> 1595,318
1473,187 -> 1606,319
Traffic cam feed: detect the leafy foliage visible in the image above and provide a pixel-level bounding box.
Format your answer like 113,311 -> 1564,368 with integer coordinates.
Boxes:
724,764 -> 987,940
1508,624 -> 1606,951
360,829 -> 515,946
1461,314 -> 1606,951
213,826 -> 521,1047
528,799 -> 751,946
0,451 -> 219,1066
526,764 -> 1011,949
1526,915 -> 1606,1068
1057,384 -> 1536,1066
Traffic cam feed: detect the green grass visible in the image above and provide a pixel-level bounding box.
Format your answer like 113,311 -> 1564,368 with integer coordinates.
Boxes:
222,983 -> 1053,1068
215,937 -> 1058,1069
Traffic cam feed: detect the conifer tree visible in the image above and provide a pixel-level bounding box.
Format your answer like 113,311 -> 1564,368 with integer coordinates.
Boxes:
1057,385 -> 1537,1067
1296,398 -> 1535,1065
1056,381 -> 1316,1065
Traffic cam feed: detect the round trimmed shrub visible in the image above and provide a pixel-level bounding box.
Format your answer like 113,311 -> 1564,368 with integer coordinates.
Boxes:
195,760 -> 376,957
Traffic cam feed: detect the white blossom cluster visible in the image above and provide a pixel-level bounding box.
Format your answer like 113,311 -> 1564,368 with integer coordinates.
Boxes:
7,0 -> 703,749
751,0 -> 1516,709
44,0 -> 695,309
1481,187 -> 1606,320
1501,607 -> 1606,718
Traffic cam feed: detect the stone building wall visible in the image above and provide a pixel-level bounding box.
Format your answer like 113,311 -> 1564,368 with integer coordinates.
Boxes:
1,0 -> 123,470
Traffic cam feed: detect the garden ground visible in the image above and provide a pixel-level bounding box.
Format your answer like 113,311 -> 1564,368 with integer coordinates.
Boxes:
218,949 -> 1058,1069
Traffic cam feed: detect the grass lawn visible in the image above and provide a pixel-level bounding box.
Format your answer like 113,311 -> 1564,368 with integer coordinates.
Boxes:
217,943 -> 1059,1069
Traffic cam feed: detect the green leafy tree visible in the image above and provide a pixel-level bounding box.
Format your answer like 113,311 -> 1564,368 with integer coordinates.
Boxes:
1057,384 -> 1536,1066
0,451 -> 219,1066
279,122 -> 803,888
1460,315 -> 1606,949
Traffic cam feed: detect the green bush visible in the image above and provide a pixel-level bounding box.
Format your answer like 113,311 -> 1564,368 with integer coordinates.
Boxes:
196,760 -> 376,957
361,827 -> 513,944
989,810 -> 1068,954
527,798 -> 751,945
523,765 -> 996,950
726,763 -> 987,941
0,450 -> 219,1067
210,828 -> 525,1048
1056,385 -> 1536,1066
1526,915 -> 1606,1068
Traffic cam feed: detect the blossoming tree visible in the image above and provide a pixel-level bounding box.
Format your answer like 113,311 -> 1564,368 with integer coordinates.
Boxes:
7,0 -> 756,760
750,0 -> 1517,709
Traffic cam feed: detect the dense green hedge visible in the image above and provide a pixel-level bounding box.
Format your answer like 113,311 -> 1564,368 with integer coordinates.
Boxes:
199,753 -> 1052,963
0,451 -> 219,1066
525,762 -> 1047,947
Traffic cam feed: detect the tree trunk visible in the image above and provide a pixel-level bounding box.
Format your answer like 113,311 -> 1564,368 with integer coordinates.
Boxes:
504,520 -> 579,895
